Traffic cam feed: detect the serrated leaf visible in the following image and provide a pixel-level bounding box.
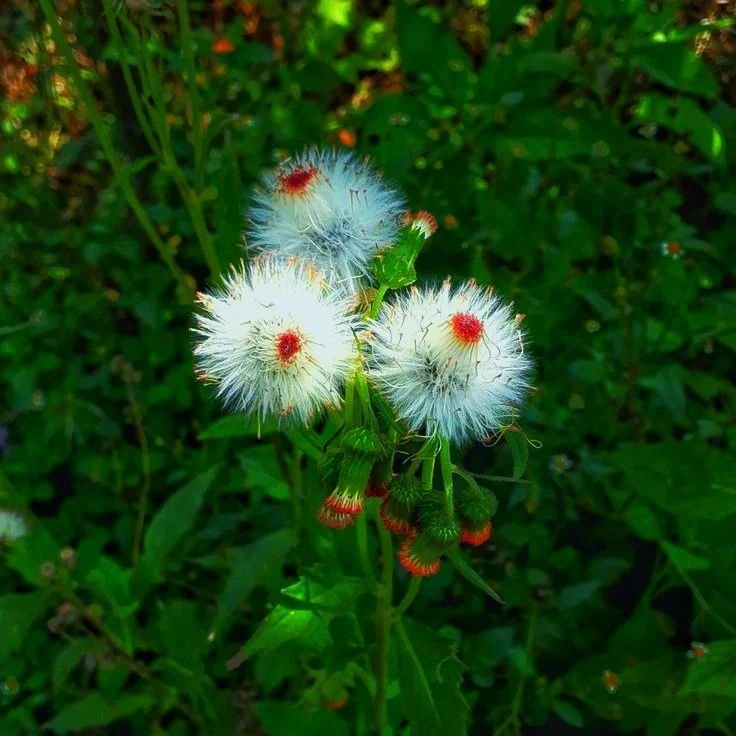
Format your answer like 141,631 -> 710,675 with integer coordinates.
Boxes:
503,427 -> 529,480
394,618 -> 469,736
242,575 -> 365,658
141,466 -> 218,573
44,693 -> 155,733
446,547 -> 504,604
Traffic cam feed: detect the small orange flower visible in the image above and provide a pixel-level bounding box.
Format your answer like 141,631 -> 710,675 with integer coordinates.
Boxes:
212,38 -> 235,54
338,129 -> 357,147
444,214 -> 458,229
602,669 -> 620,694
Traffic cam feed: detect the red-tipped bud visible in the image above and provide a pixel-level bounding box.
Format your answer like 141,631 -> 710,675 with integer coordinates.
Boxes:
379,497 -> 415,536
398,534 -> 442,577
324,488 -> 364,516
318,504 -> 355,529
365,483 -> 388,499
460,521 -> 493,547
403,210 -> 438,240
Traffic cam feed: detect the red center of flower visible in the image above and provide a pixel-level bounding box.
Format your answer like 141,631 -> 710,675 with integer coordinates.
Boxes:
275,330 -> 302,363
277,166 -> 318,196
667,241 -> 682,255
450,312 -> 484,345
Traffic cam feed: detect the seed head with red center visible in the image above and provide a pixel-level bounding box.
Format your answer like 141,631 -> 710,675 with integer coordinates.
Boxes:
277,166 -> 318,196
450,312 -> 484,346
368,279 -> 533,445
193,257 -> 359,425
248,148 -> 406,291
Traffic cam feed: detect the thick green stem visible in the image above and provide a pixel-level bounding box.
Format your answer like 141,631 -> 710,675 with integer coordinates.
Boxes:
439,436 -> 454,517
372,511 -> 394,734
369,284 -> 389,319
355,512 -> 377,585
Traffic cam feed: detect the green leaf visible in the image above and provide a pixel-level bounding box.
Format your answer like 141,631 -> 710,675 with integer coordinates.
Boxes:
198,414 -> 276,440
680,639 -> 736,698
240,445 -> 290,500
212,529 -> 295,636
446,547 -> 504,604
633,42 -> 719,98
661,541 -> 710,571
488,0 -> 519,40
503,427 -> 529,480
141,466 -> 218,573
552,699 -> 584,727
44,693 -> 155,733
0,592 -> 47,658
394,618 -> 470,736
242,575 -> 365,658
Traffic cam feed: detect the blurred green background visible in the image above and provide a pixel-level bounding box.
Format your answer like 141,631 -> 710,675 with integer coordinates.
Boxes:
2,0 -> 736,734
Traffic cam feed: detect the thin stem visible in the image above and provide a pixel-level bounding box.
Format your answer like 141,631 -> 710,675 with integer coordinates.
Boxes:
176,0 -> 205,189
393,576 -> 421,619
127,383 -> 151,567
101,1 -> 160,156
439,437 -> 454,517
372,510 -> 394,735
39,0 -> 192,297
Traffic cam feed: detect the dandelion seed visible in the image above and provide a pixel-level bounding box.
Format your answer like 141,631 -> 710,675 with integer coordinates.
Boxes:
192,257 -> 359,425
247,148 -> 406,291
367,280 -> 533,445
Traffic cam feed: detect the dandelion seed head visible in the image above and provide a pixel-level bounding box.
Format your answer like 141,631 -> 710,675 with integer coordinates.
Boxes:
193,257 -> 359,425
367,280 -> 533,445
248,148 -> 406,291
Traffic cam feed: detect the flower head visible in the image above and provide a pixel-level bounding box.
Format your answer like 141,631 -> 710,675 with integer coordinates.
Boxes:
0,509 -> 27,543
247,148 -> 406,291
367,279 -> 532,445
193,257 -> 359,425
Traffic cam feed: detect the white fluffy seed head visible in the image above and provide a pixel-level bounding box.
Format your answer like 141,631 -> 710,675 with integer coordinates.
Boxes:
193,257 -> 360,425
247,148 -> 406,291
367,279 -> 533,446
0,509 -> 27,543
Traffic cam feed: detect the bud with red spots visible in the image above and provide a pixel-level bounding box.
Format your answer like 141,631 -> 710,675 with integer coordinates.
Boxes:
398,533 -> 443,577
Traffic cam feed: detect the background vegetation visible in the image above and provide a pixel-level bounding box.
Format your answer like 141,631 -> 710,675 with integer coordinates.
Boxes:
2,0 -> 736,734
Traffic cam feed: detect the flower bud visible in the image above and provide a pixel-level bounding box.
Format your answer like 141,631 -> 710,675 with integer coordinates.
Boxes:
460,521 -> 493,547
397,533 -> 442,577
379,474 -> 422,535
418,492 -> 460,545
317,504 -> 356,529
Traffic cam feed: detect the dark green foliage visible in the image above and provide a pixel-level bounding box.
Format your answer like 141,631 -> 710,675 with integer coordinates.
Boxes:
2,0 -> 736,734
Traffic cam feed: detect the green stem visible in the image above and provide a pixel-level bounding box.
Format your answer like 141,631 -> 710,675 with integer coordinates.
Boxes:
176,0 -> 205,190
369,284 -> 389,319
393,576 -> 422,619
101,0 -> 161,156
421,452 -> 435,491
39,0 -> 192,297
372,510 -> 394,734
355,512 -> 377,585
439,437 -> 454,517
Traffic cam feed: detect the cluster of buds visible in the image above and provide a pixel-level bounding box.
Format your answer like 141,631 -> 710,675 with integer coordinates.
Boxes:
381,470 -> 498,577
